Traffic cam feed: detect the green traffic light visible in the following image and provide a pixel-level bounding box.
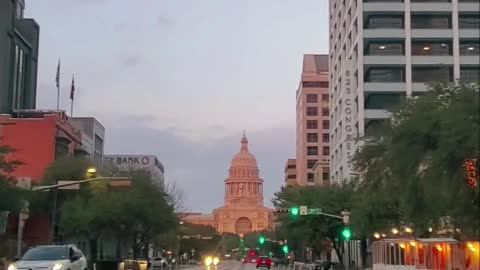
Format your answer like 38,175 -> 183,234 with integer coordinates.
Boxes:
259,236 -> 265,245
342,227 -> 351,240
282,245 -> 289,253
290,207 -> 299,216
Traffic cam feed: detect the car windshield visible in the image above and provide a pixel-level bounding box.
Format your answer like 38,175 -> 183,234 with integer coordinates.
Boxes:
22,247 -> 69,261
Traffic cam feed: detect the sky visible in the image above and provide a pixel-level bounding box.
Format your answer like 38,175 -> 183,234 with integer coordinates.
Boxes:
26,0 -> 329,212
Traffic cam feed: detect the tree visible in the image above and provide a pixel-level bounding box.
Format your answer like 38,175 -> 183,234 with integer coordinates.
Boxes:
353,82 -> 480,238
0,145 -> 26,212
272,185 -> 355,263
59,169 -> 177,262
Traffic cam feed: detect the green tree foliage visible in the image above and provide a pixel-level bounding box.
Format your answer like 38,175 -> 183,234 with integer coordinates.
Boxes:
0,145 -> 27,212
272,185 -> 355,261
42,156 -> 92,185
60,170 -> 177,261
353,82 -> 480,238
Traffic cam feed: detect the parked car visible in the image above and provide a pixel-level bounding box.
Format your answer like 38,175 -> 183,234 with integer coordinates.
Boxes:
313,260 -> 334,270
256,256 -> 272,269
8,245 -> 87,270
149,257 -> 168,268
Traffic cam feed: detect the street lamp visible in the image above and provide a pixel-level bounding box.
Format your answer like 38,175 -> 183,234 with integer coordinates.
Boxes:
86,167 -> 97,178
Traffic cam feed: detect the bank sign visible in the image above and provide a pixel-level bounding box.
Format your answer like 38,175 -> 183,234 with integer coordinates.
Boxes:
104,155 -> 153,167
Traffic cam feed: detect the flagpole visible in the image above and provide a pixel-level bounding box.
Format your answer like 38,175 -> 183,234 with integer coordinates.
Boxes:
56,59 -> 61,111
70,74 -> 75,117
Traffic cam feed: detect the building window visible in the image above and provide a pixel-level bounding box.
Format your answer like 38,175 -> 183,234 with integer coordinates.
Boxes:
303,81 -> 329,88
307,133 -> 318,142
365,40 -> 404,55
15,1 -> 24,18
307,173 -> 314,182
365,119 -> 386,137
287,174 -> 296,179
94,135 -> 104,162
287,164 -> 296,169
323,133 -> 330,142
365,93 -> 403,110
323,147 -> 330,156
412,40 -> 452,55
364,15 -> 404,29
307,120 -> 318,129
460,67 -> 480,83
306,94 -> 318,103
322,171 -> 330,181
323,120 -> 330,129
12,45 -> 27,110
365,67 -> 405,82
307,160 -> 317,169
459,14 -> 480,29
322,108 -> 329,116
306,107 -> 318,116
55,139 -> 70,159
411,15 -> 451,29
322,94 -> 329,102
460,40 -> 480,55
412,67 -> 453,82
307,146 -> 318,156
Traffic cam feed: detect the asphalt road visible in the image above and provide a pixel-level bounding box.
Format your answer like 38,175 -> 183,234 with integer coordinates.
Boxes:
179,261 -> 289,270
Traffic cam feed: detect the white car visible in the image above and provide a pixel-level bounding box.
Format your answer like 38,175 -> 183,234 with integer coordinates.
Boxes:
149,257 -> 168,269
8,245 -> 88,270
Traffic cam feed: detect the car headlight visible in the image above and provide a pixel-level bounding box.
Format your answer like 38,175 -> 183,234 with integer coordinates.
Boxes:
52,263 -> 63,270
204,256 -> 213,266
213,257 -> 220,265
7,264 -> 16,270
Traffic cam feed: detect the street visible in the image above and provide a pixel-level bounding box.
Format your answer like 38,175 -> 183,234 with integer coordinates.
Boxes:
180,261 -> 287,270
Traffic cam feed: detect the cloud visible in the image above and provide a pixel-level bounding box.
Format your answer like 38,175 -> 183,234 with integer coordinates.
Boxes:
157,15 -> 172,26
121,55 -> 142,68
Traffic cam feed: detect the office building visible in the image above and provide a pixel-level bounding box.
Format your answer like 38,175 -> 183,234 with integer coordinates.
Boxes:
284,159 -> 297,186
0,110 -> 83,246
69,117 -> 105,165
329,0 -> 480,184
104,154 -> 165,188
0,0 -> 39,114
295,54 -> 330,186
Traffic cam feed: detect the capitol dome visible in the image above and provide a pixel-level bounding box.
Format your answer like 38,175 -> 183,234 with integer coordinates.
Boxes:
230,133 -> 258,168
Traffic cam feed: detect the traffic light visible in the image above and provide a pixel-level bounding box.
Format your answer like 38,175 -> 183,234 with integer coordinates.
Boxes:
282,245 -> 289,254
290,207 -> 299,216
250,251 -> 255,257
259,236 -> 265,245
342,227 -> 351,240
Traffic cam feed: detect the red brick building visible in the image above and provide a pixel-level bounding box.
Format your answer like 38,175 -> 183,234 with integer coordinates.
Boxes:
0,110 -> 82,246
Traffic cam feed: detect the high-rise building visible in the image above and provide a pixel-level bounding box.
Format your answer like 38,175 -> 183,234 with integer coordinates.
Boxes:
284,159 -> 297,186
329,0 -> 480,184
0,0 -> 39,114
295,54 -> 330,186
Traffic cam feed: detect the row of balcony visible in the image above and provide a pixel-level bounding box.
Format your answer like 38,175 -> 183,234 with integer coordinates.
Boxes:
363,1 -> 479,13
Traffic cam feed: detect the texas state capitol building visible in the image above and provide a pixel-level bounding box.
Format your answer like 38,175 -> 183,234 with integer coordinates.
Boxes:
184,134 -> 274,235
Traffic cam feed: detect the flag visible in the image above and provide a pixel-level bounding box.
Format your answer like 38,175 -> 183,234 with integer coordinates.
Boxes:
70,75 -> 75,100
55,59 -> 60,88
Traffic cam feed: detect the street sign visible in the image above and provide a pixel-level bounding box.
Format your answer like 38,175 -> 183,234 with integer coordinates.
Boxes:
300,206 -> 308,215
308,208 -> 322,215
